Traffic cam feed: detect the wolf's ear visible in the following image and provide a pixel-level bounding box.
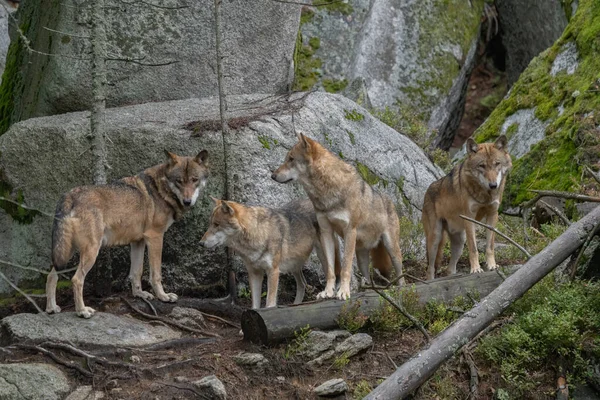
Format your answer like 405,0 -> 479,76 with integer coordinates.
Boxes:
296,132 -> 310,150
164,150 -> 178,165
209,196 -> 220,206
221,201 -> 234,215
195,149 -> 209,165
494,135 -> 508,151
466,138 -> 479,154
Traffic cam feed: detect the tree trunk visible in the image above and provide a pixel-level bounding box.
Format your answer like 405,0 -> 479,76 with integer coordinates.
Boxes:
365,205 -> 600,400
241,266 -> 519,345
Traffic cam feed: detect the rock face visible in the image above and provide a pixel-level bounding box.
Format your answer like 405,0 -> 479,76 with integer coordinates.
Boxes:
0,363 -> 71,400
0,312 -> 180,347
0,4 -> 12,86
496,0 -> 569,85
192,375 -> 227,400
298,0 -> 484,150
0,92 -> 442,295
0,0 -> 299,130
473,0 -> 599,209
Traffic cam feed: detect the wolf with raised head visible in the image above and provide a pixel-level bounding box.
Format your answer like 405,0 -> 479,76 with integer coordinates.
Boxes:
46,150 -> 209,318
200,198 -> 338,309
271,133 -> 404,300
422,135 -> 512,280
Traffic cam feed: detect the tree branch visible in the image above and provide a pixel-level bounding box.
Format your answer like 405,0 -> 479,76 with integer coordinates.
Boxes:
523,190 -> 600,209
459,215 -> 532,259
538,200 -> 571,226
0,196 -> 56,219
0,270 -> 45,314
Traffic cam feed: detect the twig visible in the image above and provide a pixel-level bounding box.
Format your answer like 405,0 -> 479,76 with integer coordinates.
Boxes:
460,215 -> 532,259
16,344 -> 93,377
0,196 -> 56,219
41,341 -> 134,369
569,220 -> 600,279
199,311 -> 240,329
585,166 -> 600,186
462,348 -> 479,400
539,200 -> 571,226
0,271 -> 45,314
141,297 -> 158,316
120,297 -> 221,338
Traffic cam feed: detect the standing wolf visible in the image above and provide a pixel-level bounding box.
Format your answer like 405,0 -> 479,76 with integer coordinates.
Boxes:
272,133 -> 404,300
422,135 -> 512,280
46,150 -> 209,318
200,198 -> 338,308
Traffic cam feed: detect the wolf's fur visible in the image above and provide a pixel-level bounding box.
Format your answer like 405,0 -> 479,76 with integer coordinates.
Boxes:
422,135 -> 512,280
200,198 -> 338,308
46,150 -> 209,318
272,133 -> 404,300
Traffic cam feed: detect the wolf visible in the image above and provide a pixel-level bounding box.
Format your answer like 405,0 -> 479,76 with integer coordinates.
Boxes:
422,135 -> 512,280
271,133 -> 404,301
45,150 -> 209,318
199,198 -> 338,309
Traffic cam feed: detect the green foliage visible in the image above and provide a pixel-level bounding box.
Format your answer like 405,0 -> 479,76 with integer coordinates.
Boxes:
238,287 -> 251,299
370,286 -> 421,332
478,278 -> 600,396
346,130 -> 356,145
257,135 -> 271,150
430,148 -> 452,173
371,106 -> 430,149
293,32 -> 322,91
344,109 -> 365,121
397,216 -> 425,261
352,380 -> 372,399
356,162 -> 388,189
494,217 -> 567,262
332,351 -> 350,370
323,78 -> 348,93
284,324 -> 311,359
337,300 -> 369,333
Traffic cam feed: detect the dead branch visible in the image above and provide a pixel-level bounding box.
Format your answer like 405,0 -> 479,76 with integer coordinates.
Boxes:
199,310 -> 241,329
15,344 -> 94,377
460,214 -> 532,259
40,341 -> 134,369
523,190 -> 600,209
141,297 -> 158,316
539,200 -> 571,226
585,166 -> 600,186
121,297 -> 221,338
0,271 -> 45,314
42,26 -> 90,38
569,219 -> 600,279
266,0 -> 345,6
0,196 -> 55,219
462,348 -> 479,399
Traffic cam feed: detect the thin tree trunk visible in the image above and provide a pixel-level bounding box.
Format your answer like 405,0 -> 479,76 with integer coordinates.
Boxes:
365,205 -> 600,400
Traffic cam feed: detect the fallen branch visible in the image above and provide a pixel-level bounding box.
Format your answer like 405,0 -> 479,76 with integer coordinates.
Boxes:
41,341 -> 134,369
16,344 -> 93,377
538,200 -> 571,226
459,215 -> 532,259
199,311 -> 240,329
0,271 -> 45,314
462,348 -> 479,400
365,205 -> 600,399
523,190 -> 600,209
569,219 -> 600,279
121,297 -> 221,338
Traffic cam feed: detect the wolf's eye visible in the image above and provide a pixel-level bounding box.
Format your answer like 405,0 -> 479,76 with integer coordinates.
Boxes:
289,156 -> 294,162
478,164 -> 485,169
494,162 -> 501,167
213,222 -> 219,227
191,177 -> 199,183
176,178 -> 183,184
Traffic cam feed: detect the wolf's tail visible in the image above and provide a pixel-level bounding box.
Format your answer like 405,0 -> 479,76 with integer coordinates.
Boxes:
51,194 -> 75,269
371,241 -> 393,279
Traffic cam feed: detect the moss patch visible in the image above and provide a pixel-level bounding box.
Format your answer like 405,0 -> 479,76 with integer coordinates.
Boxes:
474,0 -> 600,206
344,109 -> 364,121
293,31 -> 323,91
319,1 -> 354,16
346,130 -> 356,145
322,78 -> 348,93
356,162 -> 388,189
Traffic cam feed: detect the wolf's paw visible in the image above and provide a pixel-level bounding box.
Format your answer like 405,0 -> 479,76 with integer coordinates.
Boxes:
316,288 -> 335,299
158,292 -> 178,303
336,287 -> 351,301
45,305 -> 61,314
470,266 -> 483,274
487,261 -> 498,270
76,307 -> 96,319
133,290 -> 155,301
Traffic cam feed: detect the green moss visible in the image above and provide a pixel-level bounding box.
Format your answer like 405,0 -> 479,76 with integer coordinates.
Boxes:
0,27 -> 25,136
338,151 -> 345,159
505,123 -> 519,140
308,37 -> 320,50
356,162 -> 388,188
292,32 -> 323,91
371,106 -> 430,149
258,135 -> 271,150
322,78 -> 348,93
319,1 -> 353,15
473,0 -> 600,207
300,8 -> 315,25
344,109 -> 365,121
346,130 -> 356,145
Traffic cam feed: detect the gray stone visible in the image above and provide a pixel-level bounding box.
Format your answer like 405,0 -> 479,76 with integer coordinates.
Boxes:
233,352 -> 269,368
551,42 -> 579,76
496,0 -> 568,85
341,77 -> 372,109
0,92 -> 442,295
0,363 -> 70,400
0,3 -> 13,86
501,108 -> 550,159
298,330 -> 351,359
0,312 -> 180,347
572,385 -> 600,400
65,386 -> 105,400
308,332 -> 373,367
192,375 -> 227,400
3,0 -> 299,124
313,378 -> 349,397
169,307 -> 206,330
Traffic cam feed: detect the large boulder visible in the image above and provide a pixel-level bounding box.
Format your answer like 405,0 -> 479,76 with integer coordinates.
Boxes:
0,92 -> 442,295
0,0 -> 299,132
0,363 -> 71,400
298,0 -> 485,150
473,0 -> 600,209
496,0 -> 570,86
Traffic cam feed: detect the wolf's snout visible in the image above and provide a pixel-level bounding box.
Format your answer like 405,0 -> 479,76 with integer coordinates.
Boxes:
489,182 -> 498,189
271,172 -> 278,181
199,240 -> 206,247
183,199 -> 192,206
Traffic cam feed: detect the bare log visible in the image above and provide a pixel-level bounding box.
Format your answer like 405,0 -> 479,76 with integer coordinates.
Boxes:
241,266 -> 519,345
365,204 -> 600,400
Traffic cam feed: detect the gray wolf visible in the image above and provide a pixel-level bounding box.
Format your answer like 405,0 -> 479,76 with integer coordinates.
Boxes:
199,198 -> 338,309
422,135 -> 512,280
46,150 -> 209,318
271,133 -> 404,300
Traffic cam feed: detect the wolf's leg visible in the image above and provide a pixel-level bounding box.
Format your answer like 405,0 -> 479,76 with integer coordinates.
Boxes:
45,267 -> 61,314
356,248 -> 371,287
145,234 -> 177,302
465,221 -> 482,273
265,263 -> 280,308
426,219 -> 444,280
73,243 -> 101,318
485,212 -> 499,269
448,231 -> 466,275
337,226 -> 357,300
316,215 -> 337,299
130,239 -> 153,300
248,268 -> 264,309
292,267 -> 307,304
382,232 -> 404,285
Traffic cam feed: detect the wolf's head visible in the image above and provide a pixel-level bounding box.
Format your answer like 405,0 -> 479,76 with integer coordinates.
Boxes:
200,198 -> 245,249
164,150 -> 209,208
464,135 -> 513,191
271,132 -> 317,184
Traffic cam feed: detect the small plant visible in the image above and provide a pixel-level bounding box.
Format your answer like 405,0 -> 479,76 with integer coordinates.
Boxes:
332,351 -> 350,370
370,286 -> 421,332
397,216 -> 425,261
352,379 -> 372,399
371,106 -> 430,149
238,287 -> 251,299
337,300 -> 368,333
344,109 -> 365,122
430,148 -> 452,173
258,135 -> 271,150
283,324 -> 311,359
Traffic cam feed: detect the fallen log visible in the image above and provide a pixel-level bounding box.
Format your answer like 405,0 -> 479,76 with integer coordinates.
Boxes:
365,204 -> 600,400
241,266 -> 519,345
